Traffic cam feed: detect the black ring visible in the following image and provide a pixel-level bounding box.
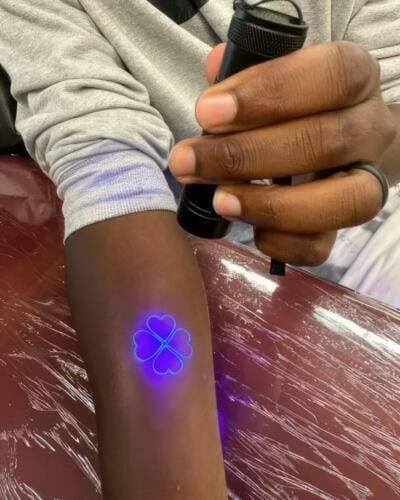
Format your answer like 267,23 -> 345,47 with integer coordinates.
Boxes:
350,163 -> 389,208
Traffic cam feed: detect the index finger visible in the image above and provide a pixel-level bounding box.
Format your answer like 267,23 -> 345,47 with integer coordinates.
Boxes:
196,41 -> 380,134
205,43 -> 226,85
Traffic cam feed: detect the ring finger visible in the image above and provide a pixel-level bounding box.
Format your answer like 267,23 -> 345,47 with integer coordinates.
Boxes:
213,168 -> 384,233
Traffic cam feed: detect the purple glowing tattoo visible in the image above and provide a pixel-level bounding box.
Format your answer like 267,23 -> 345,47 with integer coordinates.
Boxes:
133,314 -> 193,376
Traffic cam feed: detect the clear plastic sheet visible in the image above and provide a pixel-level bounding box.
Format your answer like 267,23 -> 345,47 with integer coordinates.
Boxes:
0,154 -> 399,499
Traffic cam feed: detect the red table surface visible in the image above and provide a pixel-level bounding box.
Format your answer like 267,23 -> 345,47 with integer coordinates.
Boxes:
0,154 -> 399,500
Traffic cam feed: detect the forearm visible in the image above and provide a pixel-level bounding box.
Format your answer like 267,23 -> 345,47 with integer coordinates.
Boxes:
381,104 -> 400,186
65,211 -> 227,499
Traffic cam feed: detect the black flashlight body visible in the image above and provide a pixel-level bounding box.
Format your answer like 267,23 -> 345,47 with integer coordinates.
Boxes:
177,0 -> 308,274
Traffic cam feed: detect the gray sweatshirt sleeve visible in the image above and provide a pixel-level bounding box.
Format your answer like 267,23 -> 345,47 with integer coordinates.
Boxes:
0,0 -> 177,239
345,0 -> 400,104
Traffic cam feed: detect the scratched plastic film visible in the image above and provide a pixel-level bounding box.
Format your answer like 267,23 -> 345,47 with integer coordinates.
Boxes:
0,155 -> 101,499
0,154 -> 399,499
195,240 -> 400,499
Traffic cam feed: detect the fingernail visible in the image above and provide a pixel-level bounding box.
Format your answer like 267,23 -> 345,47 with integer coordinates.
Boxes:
196,92 -> 237,129
213,190 -> 242,217
169,145 -> 196,177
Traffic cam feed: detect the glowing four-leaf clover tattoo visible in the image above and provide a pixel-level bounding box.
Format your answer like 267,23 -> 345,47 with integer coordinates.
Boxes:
133,314 -> 193,376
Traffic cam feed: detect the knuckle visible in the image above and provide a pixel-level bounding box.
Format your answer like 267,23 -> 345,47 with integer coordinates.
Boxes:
255,67 -> 287,117
260,194 -> 285,227
334,99 -> 396,165
294,122 -> 323,170
214,139 -> 246,179
263,68 -> 283,99
302,239 -> 331,267
364,100 -> 398,159
330,42 -> 374,103
329,112 -> 353,162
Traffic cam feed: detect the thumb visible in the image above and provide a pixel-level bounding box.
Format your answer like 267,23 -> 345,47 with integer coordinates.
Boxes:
205,43 -> 227,85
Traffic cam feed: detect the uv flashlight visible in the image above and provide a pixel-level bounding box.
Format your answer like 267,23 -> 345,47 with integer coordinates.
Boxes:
177,0 -> 308,276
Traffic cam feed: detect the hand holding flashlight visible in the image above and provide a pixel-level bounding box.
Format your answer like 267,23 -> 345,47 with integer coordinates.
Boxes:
170,0 -> 394,271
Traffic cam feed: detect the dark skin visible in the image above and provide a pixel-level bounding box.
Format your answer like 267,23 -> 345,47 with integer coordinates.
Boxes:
65,211 -> 227,500
381,104 -> 400,186
169,41 -> 400,266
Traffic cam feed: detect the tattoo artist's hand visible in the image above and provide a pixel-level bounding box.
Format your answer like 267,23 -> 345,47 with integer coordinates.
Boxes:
169,42 -> 396,266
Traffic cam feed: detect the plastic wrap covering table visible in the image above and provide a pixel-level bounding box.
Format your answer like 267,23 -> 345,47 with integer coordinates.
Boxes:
0,154 -> 399,500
